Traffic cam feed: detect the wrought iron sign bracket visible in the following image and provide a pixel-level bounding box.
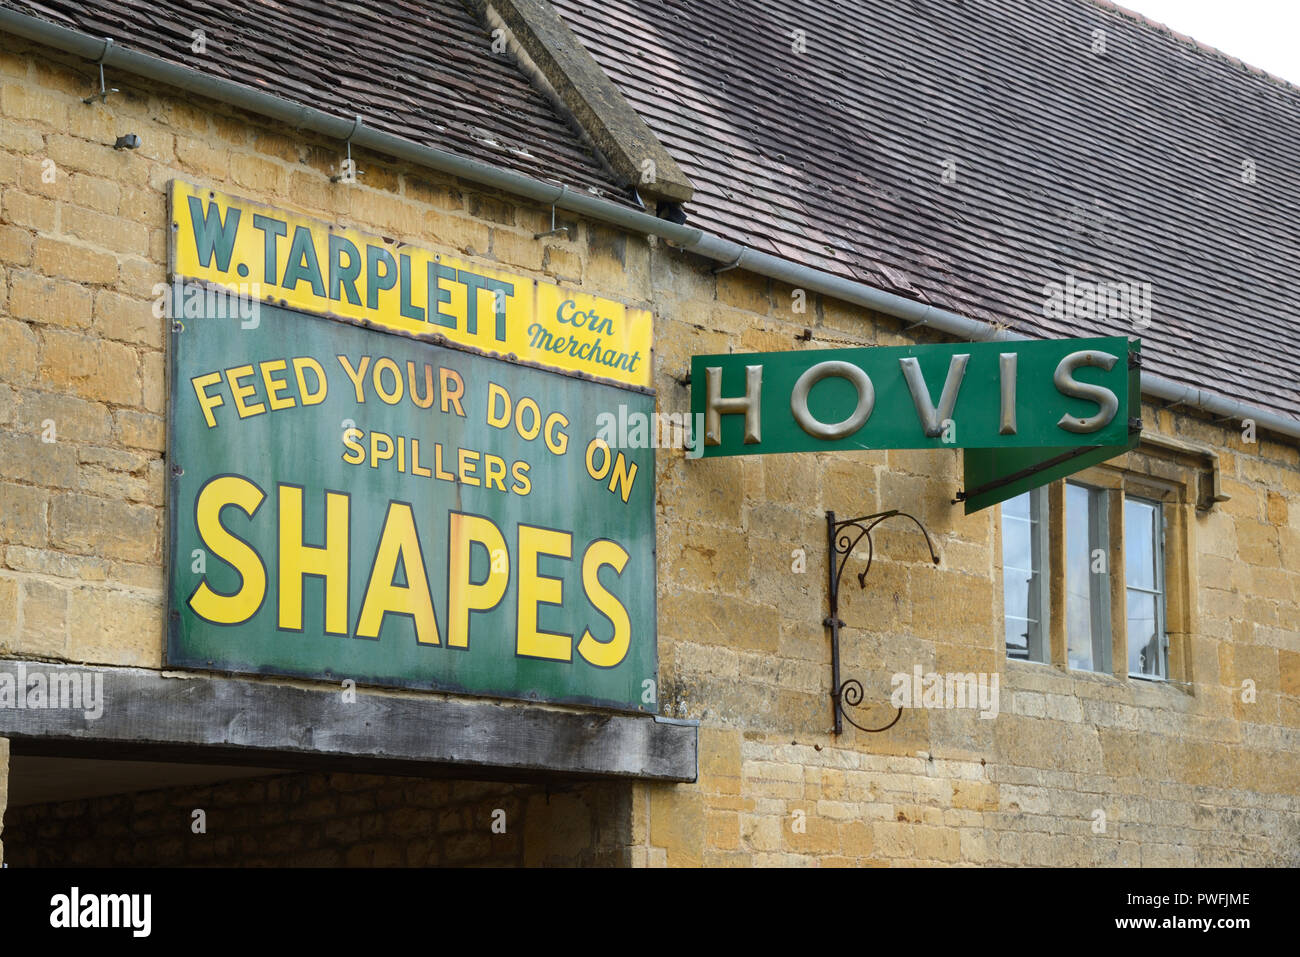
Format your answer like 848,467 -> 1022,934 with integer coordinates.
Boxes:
824,509 -> 939,735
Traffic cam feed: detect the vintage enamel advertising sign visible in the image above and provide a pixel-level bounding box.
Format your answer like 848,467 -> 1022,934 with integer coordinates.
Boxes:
167,182 -> 657,711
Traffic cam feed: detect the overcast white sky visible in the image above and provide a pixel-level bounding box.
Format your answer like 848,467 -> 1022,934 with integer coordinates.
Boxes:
1122,0 -> 1300,83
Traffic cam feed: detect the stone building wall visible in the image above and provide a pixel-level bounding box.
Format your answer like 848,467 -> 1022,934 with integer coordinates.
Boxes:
1,34 -> 1297,866
641,265 -> 1300,867
3,771 -> 632,866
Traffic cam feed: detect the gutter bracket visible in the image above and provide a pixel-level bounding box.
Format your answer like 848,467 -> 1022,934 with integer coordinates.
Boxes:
82,38 -> 118,104
533,185 -> 571,240
712,248 -> 745,274
330,115 -> 366,183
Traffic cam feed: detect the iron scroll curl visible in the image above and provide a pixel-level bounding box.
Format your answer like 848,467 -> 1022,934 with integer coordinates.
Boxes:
824,510 -> 940,735
835,678 -> 903,733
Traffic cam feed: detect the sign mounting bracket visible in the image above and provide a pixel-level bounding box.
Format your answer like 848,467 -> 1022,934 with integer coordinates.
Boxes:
824,509 -> 939,735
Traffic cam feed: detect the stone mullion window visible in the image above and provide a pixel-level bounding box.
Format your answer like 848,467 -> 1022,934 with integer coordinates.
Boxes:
1000,447 -> 1193,687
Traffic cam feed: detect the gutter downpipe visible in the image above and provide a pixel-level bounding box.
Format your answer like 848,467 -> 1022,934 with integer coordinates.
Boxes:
3,9 -> 1296,443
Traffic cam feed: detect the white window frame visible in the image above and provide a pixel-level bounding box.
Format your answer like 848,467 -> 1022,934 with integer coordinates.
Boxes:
1001,486 -> 1050,664
999,451 -> 1190,685
1124,496 -> 1168,681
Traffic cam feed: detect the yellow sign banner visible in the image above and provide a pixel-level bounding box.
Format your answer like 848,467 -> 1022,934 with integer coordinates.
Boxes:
169,180 -> 652,389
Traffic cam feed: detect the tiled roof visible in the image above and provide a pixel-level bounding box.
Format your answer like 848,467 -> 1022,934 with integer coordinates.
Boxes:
5,0 -> 1297,423
551,0 -> 1300,424
0,0 -> 629,201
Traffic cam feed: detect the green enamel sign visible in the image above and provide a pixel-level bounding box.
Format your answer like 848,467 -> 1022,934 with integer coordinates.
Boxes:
168,302 -> 657,712
690,336 -> 1140,512
960,344 -> 1142,513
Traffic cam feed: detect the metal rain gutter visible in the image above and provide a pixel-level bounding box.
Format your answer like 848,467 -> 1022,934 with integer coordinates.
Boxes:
3,7 -> 1296,443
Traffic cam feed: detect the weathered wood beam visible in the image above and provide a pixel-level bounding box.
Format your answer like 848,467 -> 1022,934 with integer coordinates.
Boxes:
0,660 -> 697,783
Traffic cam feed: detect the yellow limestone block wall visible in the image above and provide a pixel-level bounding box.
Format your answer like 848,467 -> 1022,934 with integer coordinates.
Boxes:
637,258 -> 1300,866
2,771 -> 634,867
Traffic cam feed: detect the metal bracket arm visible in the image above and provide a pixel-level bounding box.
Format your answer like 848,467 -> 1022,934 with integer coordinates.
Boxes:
824,508 -> 940,734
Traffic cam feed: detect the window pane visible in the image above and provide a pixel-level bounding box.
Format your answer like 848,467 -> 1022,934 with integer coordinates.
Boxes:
1066,484 -> 1093,670
1001,490 -> 1046,663
1127,590 -> 1160,675
1003,515 -> 1031,572
1002,492 -> 1030,520
1066,483 -> 1109,672
1066,597 -> 1093,670
1005,616 -> 1030,659
1005,574 -> 1031,623
1124,496 -> 1165,678
1125,499 -> 1157,591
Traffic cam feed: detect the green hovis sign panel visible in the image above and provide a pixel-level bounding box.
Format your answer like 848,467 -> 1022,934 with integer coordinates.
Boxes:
689,336 -> 1141,512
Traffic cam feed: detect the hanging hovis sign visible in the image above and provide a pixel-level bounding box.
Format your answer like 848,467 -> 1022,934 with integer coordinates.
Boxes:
689,336 -> 1141,513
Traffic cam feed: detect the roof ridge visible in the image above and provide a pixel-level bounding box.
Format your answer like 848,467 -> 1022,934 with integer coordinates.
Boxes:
1086,0 -> 1300,97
